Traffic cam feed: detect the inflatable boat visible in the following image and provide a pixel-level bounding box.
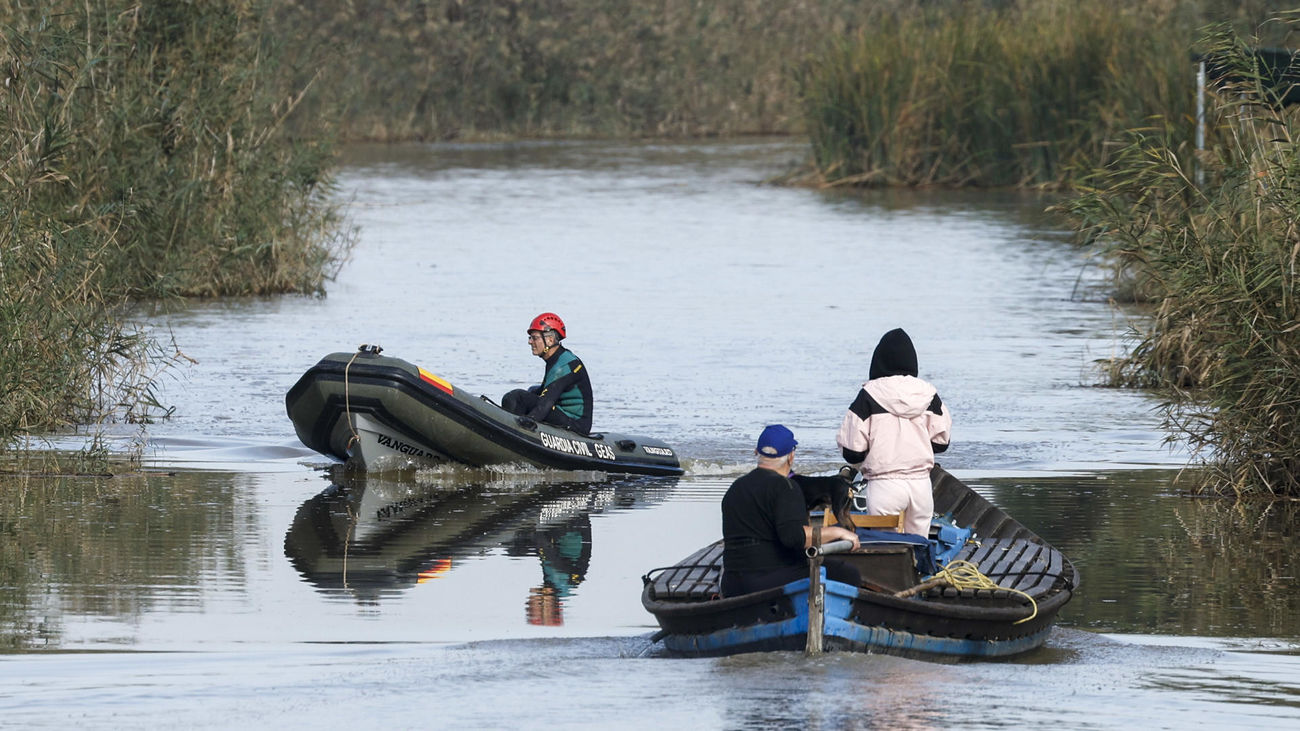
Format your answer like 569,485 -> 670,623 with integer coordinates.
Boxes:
285,346 -> 684,476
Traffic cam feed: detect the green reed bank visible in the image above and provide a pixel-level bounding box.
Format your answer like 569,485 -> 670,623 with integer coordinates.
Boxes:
1,0 -> 352,461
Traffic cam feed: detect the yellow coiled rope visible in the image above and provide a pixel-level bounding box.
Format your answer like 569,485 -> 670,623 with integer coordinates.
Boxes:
905,559 -> 1038,625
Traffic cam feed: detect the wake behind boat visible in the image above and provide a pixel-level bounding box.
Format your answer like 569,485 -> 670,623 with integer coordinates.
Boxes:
285,346 -> 683,476
641,466 -> 1079,659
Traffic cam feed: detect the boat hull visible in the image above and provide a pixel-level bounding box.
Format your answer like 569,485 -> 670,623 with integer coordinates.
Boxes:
652,576 -> 1055,659
642,466 -> 1078,660
286,349 -> 683,476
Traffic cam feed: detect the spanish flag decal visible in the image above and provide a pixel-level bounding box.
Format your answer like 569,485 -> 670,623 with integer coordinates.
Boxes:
419,368 -> 454,394
417,558 -> 452,582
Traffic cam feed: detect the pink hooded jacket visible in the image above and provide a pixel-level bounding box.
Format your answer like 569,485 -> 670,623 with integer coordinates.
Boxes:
836,375 -> 951,479
836,328 -> 952,480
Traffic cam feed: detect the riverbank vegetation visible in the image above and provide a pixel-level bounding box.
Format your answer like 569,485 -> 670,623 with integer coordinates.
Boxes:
272,0 -> 868,140
1064,21 -> 1300,497
798,3 -> 1184,187
794,2 -> 1283,188
274,0 -> 1283,153
1,1 -> 352,465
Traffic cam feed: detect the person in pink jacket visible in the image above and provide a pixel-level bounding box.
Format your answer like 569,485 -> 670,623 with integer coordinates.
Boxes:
836,328 -> 952,537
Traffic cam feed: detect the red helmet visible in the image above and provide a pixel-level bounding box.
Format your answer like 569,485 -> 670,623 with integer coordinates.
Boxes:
527,312 -> 566,340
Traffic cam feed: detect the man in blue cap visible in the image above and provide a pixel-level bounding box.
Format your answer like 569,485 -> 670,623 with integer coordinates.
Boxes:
720,424 -> 861,597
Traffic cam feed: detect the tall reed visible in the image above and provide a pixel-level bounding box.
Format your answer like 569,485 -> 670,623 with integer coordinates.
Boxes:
1064,20 -> 1300,497
270,0 -> 878,140
797,2 -> 1194,187
272,0 -> 1287,145
1,1 -> 352,462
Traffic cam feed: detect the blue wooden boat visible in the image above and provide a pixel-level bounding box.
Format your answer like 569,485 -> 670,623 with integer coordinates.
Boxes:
641,466 -> 1078,660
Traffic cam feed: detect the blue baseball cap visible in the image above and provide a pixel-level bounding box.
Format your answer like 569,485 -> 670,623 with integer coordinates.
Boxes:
756,424 -> 797,458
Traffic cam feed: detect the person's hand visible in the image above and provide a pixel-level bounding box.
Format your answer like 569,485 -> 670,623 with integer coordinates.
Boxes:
839,526 -> 860,551
516,415 -> 538,430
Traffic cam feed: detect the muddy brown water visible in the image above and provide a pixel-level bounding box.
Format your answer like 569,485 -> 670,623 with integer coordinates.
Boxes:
2,140 -> 1296,728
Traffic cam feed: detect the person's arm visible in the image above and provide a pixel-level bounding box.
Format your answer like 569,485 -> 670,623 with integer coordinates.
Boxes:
928,393 -> 951,454
836,389 -> 874,466
841,446 -> 867,464
774,484 -> 860,551
802,524 -> 859,551
774,485 -> 813,550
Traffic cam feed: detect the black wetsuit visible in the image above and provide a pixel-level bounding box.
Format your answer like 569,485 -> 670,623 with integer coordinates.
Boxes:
501,345 -> 593,434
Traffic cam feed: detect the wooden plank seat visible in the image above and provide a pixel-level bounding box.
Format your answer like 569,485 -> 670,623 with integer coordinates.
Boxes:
646,543 -> 723,601
924,537 -> 1064,600
819,509 -> 906,532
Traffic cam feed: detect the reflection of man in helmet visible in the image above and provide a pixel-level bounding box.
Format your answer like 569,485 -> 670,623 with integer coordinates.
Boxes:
501,312 -> 593,435
511,508 -> 593,627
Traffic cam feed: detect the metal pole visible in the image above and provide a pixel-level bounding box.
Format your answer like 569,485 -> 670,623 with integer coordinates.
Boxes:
1197,59 -> 1206,187
806,539 -> 854,557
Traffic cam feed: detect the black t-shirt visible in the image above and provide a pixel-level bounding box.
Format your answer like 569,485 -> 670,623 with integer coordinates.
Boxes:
721,467 -> 808,573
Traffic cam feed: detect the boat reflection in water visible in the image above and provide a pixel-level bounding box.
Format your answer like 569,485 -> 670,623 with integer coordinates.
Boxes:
284,466 -> 676,623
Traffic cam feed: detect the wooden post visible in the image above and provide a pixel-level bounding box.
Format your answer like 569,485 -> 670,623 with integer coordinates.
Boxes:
806,527 -> 824,655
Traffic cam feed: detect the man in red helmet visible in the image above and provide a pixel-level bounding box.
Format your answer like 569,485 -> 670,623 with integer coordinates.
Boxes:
501,313 -> 593,435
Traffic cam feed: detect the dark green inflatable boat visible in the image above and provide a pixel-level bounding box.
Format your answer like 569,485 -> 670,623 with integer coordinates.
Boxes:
285,347 -> 684,476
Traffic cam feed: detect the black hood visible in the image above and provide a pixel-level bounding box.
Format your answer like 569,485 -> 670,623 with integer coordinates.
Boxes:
869,328 -> 918,379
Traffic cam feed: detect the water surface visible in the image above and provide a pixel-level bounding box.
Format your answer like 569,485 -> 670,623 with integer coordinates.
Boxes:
3,139 -> 1296,728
